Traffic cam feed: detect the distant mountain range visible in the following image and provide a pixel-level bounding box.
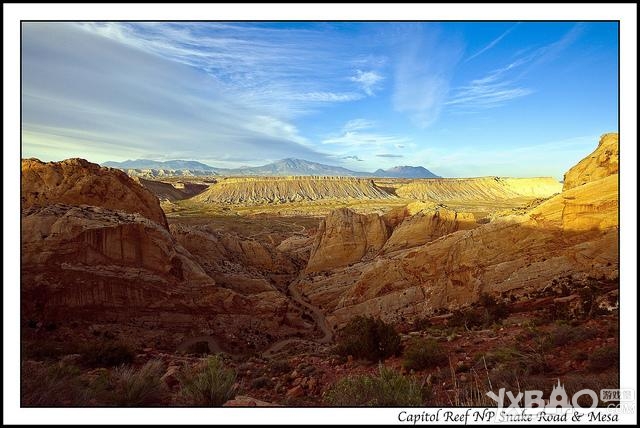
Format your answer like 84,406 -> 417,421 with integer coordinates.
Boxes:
102,158 -> 441,179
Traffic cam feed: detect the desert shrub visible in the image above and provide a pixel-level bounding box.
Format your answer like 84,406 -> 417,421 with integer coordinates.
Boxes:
81,340 -> 135,368
184,341 -> 210,356
413,317 -> 432,331
21,361 -> 87,406
478,293 -> 510,322
549,324 -> 597,347
105,359 -> 167,406
324,365 -> 424,406
403,339 -> 447,371
250,376 -> 272,389
178,355 -> 237,406
22,340 -> 80,361
268,359 -> 291,375
448,294 -> 509,330
335,316 -> 401,362
588,346 -> 619,371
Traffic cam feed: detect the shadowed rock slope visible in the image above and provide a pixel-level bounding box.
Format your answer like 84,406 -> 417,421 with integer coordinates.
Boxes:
21,158 -> 312,351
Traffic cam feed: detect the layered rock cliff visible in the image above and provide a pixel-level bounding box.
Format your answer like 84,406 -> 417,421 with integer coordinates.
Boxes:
22,158 -> 168,229
563,133 -> 619,191
20,159 -> 312,350
298,134 -> 619,328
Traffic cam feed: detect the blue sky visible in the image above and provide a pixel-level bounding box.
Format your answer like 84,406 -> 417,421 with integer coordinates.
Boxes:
21,21 -> 618,178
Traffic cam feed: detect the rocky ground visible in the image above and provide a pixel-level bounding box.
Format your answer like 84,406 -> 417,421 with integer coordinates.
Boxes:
20,133 -> 620,406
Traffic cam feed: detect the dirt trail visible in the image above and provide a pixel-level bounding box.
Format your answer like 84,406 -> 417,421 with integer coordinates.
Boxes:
177,274 -> 333,359
260,275 -> 333,357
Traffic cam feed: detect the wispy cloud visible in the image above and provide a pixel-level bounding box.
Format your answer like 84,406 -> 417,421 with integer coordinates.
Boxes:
342,155 -> 364,162
350,70 -> 384,96
376,153 -> 403,158
465,24 -> 519,62
392,25 -> 464,128
323,120 -> 410,148
21,23 -> 330,165
447,25 -> 583,110
77,22 -> 374,117
343,119 -> 376,132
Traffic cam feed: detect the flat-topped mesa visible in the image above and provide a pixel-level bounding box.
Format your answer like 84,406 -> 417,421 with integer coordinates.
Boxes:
396,176 -> 562,202
563,132 -> 619,191
21,158 -> 169,229
192,176 -> 393,204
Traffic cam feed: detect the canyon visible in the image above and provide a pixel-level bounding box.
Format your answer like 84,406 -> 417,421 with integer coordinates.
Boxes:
20,133 -> 619,406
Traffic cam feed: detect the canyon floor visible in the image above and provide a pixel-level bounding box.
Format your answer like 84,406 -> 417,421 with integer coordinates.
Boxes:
20,134 -> 620,406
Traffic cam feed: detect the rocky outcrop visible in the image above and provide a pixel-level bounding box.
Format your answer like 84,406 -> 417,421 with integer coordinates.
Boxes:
20,158 -> 313,352
170,223 -> 300,293
134,178 -> 209,202
563,133 -> 618,190
298,138 -> 618,329
191,176 -> 393,205
382,205 -> 477,254
306,208 -> 390,273
22,158 -> 168,228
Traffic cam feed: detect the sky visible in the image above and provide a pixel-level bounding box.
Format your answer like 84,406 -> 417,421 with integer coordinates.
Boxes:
21,21 -> 618,178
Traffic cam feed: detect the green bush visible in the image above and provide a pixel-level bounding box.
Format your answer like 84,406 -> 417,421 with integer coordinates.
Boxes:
106,359 -> 167,406
403,339 -> 447,371
335,316 -> 401,362
588,346 -> 619,371
324,365 -> 424,406
178,356 -> 237,406
81,340 -> 135,368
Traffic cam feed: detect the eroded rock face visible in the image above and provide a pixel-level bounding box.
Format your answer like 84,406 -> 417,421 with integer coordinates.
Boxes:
170,223 -> 301,293
382,205 -> 477,254
563,133 -> 618,191
22,158 -> 168,228
20,159 -> 313,351
298,138 -> 619,329
306,208 -> 390,273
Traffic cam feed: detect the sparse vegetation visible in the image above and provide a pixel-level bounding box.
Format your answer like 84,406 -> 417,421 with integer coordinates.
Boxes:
403,339 -> 447,371
21,361 -> 87,406
448,293 -> 509,330
178,356 -> 237,406
184,341 -> 211,356
588,346 -> 619,371
104,359 -> 167,406
334,316 -> 401,362
81,340 -> 135,368
325,365 -> 424,406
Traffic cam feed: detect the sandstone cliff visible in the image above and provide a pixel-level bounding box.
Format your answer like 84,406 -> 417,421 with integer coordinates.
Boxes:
563,133 -> 619,191
22,158 -> 168,228
306,208 -> 390,273
298,136 -> 618,328
20,159 -> 313,351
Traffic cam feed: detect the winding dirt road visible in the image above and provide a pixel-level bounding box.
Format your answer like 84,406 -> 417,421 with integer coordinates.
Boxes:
178,273 -> 333,358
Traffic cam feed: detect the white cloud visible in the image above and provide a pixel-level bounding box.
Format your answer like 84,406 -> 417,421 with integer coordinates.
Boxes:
343,119 -> 376,132
21,23 -> 330,165
465,24 -> 519,62
77,22 -> 365,118
392,25 -> 464,128
448,24 -> 583,111
350,70 -> 384,96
